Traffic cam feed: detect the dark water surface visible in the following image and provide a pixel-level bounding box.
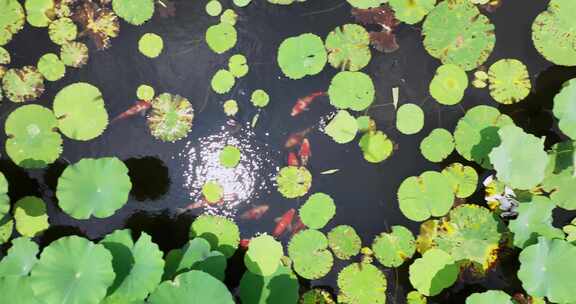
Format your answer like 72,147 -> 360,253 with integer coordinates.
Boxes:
2,0 -> 576,302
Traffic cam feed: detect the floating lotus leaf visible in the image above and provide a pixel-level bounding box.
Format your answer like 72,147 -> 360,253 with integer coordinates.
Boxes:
56,157 -> 132,219
466,290 -> 513,304
337,263 -> 387,304
251,89 -> 270,108
398,171 -> 454,222
72,2 -> 119,50
406,291 -> 427,304
420,128 -> 454,162
441,163 -> 478,198
288,229 -> 333,280
219,145 -> 241,168
542,141 -> 576,210
346,0 -> 385,9
30,236 -> 115,304
328,71 -> 375,111
2,66 -> 45,103
0,237 -> 39,277
211,69 -> 235,94
48,18 -> 77,45
396,103 -> 424,135
138,33 -> 164,58
223,99 -> 238,116
454,105 -> 514,168
148,270 -> 234,304
489,125 -> 547,190
189,214 -> 240,258
206,0 -> 222,16
488,59 -> 531,104
508,196 -> 563,249
244,234 -> 283,276
37,53 -> 65,81
276,166 -> 312,199
202,181 -> 224,203
389,0 -> 435,25
325,24 -> 371,71
239,263 -> 299,304
220,9 -> 238,25
299,193 -> 336,229
147,93 -> 194,142
358,130 -> 394,163
25,0 -> 53,27
163,238 -> 226,281
327,225 -> 361,260
0,172 -> 8,220
0,276 -> 42,304
205,23 -> 237,54
277,33 -> 327,80
53,82 -> 109,141
553,78 -> 576,139
100,229 -> 164,303
5,104 -> 62,169
422,0 -> 495,71
228,54 -> 248,78
60,42 -> 89,68
518,237 -> 576,303
136,84 -> 155,101
233,0 -> 251,8
112,0 -> 154,25
372,225 -> 416,267
300,289 -> 335,304
13,196 -> 49,237
0,0 -> 25,46
531,0 -> 576,66
325,110 -> 358,144
409,249 -> 458,296
429,64 -> 468,105
356,115 -> 373,133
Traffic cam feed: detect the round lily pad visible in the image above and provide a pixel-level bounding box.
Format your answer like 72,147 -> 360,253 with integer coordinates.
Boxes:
2,66 -> 45,103
396,103 -> 424,135
389,0 -> 436,25
0,0 -> 25,46
251,89 -> 269,108
211,69 -> 235,94
220,9 -> 238,25
299,192 -> 336,229
276,166 -> 312,199
48,17 -> 77,45
325,24 -> 371,71
488,59 -> 531,104
288,229 -> 333,280
325,110 -> 358,144
137,84 -> 155,101
25,0 -> 53,27
148,270 -> 234,304
202,181 -> 224,203
372,225 -> 416,267
0,236 -> 39,277
337,263 -> 387,304
139,33 -> 164,58
37,53 -> 65,82
277,33 -> 327,80
409,249 -> 458,296
223,99 -> 238,116
429,64 -> 468,105
228,54 -> 248,78
206,0 -> 222,16
244,234 -> 283,276
552,78 -> 576,139
112,0 -> 154,25
14,196 -> 49,237
328,71 -> 375,111
420,128 -> 454,162
397,171 -> 454,221
327,225 -> 361,260
189,214 -> 240,258
219,145 -> 241,168
60,42 -> 89,68
359,130 -> 393,163
147,93 -> 194,142
508,196 -> 563,249
239,263 -> 299,304
531,0 -> 576,66
441,163 -> 478,198
205,23 -> 237,54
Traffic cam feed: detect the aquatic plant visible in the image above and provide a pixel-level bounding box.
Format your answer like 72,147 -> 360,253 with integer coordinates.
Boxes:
327,225 -> 361,260
148,270 -> 234,304
542,141 -> 576,210
325,110 -> 358,144
398,171 -> 454,221
389,0 -> 435,25
13,196 -> 49,238
276,166 -> 312,199
244,234 -> 283,276
337,262 -> 387,304
60,41 -> 89,68
300,289 -> 335,304
220,9 -> 238,25
219,145 -> 241,168
71,1 -> 120,50
48,17 -> 77,45
0,217 -> 13,244
0,172 -> 8,220
288,229 -> 334,279
202,181 -> 224,203
139,33 -> 164,58
408,249 -> 458,296
328,71 -> 375,111
466,290 -> 513,304
0,276 -> 41,303
2,66 -> 45,103
223,99 -> 238,116
163,237 -> 226,281
488,59 -> 531,104
206,23 -> 237,54
25,0 -> 55,27
239,263 -> 299,304
228,54 -> 249,78
325,24 -> 371,71
0,0 -> 25,46
211,69 -> 235,94
563,217 -> 576,242
508,196 -> 563,249
372,225 -> 416,267
189,214 -> 240,258
441,163 -> 478,198
552,78 -> 576,139
277,33 -> 327,80
531,0 -> 576,66
359,130 -> 393,163
0,236 -> 38,277
147,93 -> 194,142
206,0 -> 222,16
233,0 -> 251,7
112,0 -> 155,26
251,89 -> 270,108
0,46 -> 9,78
137,84 -> 155,101
429,64 -> 468,105
37,53 -> 65,81
299,192 -> 336,229
406,291 -> 427,304
420,128 -> 454,162
396,103 -> 424,135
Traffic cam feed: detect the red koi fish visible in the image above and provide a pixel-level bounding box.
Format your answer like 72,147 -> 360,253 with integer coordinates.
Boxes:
285,127 -> 312,148
272,208 -> 295,238
111,100 -> 152,122
291,91 -> 326,117
287,152 -> 299,167
290,215 -> 306,236
240,238 -> 250,250
298,138 -> 311,166
240,205 -> 270,220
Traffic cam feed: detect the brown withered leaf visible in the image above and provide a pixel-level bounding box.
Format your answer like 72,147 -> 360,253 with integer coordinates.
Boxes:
351,5 -> 398,31
369,31 -> 399,53
72,1 -> 119,50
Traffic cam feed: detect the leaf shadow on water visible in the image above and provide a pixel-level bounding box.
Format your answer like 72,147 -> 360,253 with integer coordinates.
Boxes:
0,159 -> 41,201
123,210 -> 194,253
124,156 -> 171,202
37,225 -> 87,249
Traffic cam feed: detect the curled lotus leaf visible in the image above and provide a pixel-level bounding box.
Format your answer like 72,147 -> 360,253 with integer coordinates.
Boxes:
14,196 -> 49,237
531,0 -> 576,66
542,141 -> 576,210
276,166 -> 312,199
244,234 -> 283,276
441,163 -> 478,198
300,289 -> 335,304
389,0 -> 436,25
508,196 -> 563,249
277,33 -> 327,80
48,18 -> 77,45
60,42 -> 89,68
228,54 -> 249,78
327,225 -> 361,260
205,23 -> 237,54
397,171 -> 454,222
420,128 -> 454,162
0,172 -> 8,220
25,0 -> 54,27
29,236 -> 116,304
56,157 -> 132,219
0,237 -> 39,278
337,263 -> 387,304
206,0 -> 222,16
163,238 -> 226,281
406,291 -> 427,304
372,225 -> 416,267
552,78 -> 576,139
409,249 -> 458,296
5,104 -> 62,169
219,145 -> 241,168
359,130 -> 393,163
211,69 -> 235,94
488,59 -> 531,104
37,53 -> 65,81
466,290 -> 513,304
328,71 -> 375,111
251,89 -> 270,108
346,0 -> 385,9
299,192 -> 336,229
0,0 -> 25,46
53,82 -> 109,141
288,229 -> 334,280
325,24 -> 371,71
396,103 -> 424,135
138,33 -> 164,58
147,93 -> 194,142
148,270 -> 234,304
239,263 -> 299,304
422,0 -> 495,71
2,66 -> 45,103
202,181 -> 223,203
189,214 -> 240,258
136,84 -> 155,101
325,110 -> 358,144
429,64 -> 468,105
112,0 -> 154,25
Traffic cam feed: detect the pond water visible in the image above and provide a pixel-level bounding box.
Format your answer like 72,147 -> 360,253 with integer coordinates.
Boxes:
2,0 -> 576,302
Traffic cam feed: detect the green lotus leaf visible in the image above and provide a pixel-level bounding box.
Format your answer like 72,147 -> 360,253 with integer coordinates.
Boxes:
233,0 -> 251,7
112,0 -> 154,25
420,128 -> 454,162
2,66 -> 45,103
37,53 -> 65,81
346,0 -> 384,9
5,104 -> 62,169
30,236 -> 115,304
356,115 -> 373,133
531,0 -> 576,66
25,0 -> 54,27
206,0 -> 222,16
542,141 -> 576,210
0,172 -> 9,220
239,263 -> 299,304
489,125 -> 547,190
398,171 -> 454,222
337,263 -> 387,304
99,229 -> 164,304
406,291 -> 427,304
244,234 -> 283,276
219,145 -> 241,168
553,78 -> 576,139
48,17 -> 76,45
0,276 -> 42,304
466,290 -> 512,304
189,214 -> 240,258
327,225 -> 361,260
422,0 -> 495,71
228,54 -> 249,78
0,46 -> 9,65
162,238 -> 226,281
202,181 -> 224,203
325,24 -> 371,71
409,249 -> 458,296
211,69 -> 235,94
220,9 -> 238,25
564,217 -> 576,242
396,103 -> 424,135
0,0 -> 25,46
138,33 -> 164,58
223,99 -> 238,116
147,93 -> 194,142
288,229 -> 333,280
56,157 -> 132,219
389,0 -> 436,25
441,163 -> 478,198
0,237 -> 39,277
277,33 -> 327,80
60,42 -> 89,68
276,166 -> 312,199
488,59 -> 531,104
429,64 -> 468,105
359,130 -> 393,163
518,237 -> 576,303
300,289 -> 335,304
53,82 -> 108,140
205,23 -> 237,54
148,270 -> 234,304
13,196 -> 49,237
325,110 -> 358,144
136,84 -> 155,101
509,196 -> 563,249
454,105 -> 514,168
299,193 -> 336,229
372,225 -> 416,267
0,217 -> 14,244
251,89 -> 270,108
328,71 -> 375,111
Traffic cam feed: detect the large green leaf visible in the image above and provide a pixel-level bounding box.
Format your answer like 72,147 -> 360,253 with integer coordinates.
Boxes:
552,78 -> 576,139
0,276 -> 42,304
508,196 -> 563,249
148,270 -> 234,304
277,33 -> 327,80
24,0 -> 53,27
397,171 -> 454,222
244,234 -> 283,276
408,249 -> 458,296
531,0 -> 576,66
189,214 -> 240,258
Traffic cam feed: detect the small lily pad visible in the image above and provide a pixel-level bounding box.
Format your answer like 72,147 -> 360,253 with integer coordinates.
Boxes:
325,110 -> 358,144
139,33 -> 164,58
359,130 -> 394,163
420,128 -> 454,162
277,33 -> 327,80
441,163 -> 478,198
531,0 -> 576,66
409,249 -> 458,296
288,229 -> 333,280
147,93 -> 194,142
372,225 -> 416,267
328,71 -> 375,111
552,78 -> 576,139
276,166 -> 312,199
327,225 -> 361,260
206,0 -> 222,16
48,17 -> 76,45
137,84 -> 155,101
13,196 -> 49,237
223,99 -> 238,116
206,23 -> 237,54
202,181 -> 224,203
396,103 -> 424,135
251,89 -> 270,108
325,24 -> 371,71
0,236 -> 39,277
466,290 -> 513,304
211,69 -> 235,94
337,263 -> 387,304
219,145 -> 241,168
389,0 -> 436,25
228,54 -> 249,78
299,192 -> 336,229
429,64 -> 468,105
488,59 -> 531,104
60,42 -> 89,68
244,234 -> 283,276
0,0 -> 25,46
37,53 -> 65,82
112,0 -> 154,25
2,66 -> 44,103
398,171 -> 454,221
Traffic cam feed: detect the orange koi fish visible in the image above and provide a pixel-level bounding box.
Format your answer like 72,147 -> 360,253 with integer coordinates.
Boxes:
272,208 -> 295,238
290,215 -> 306,236
287,152 -> 300,167
285,127 -> 312,148
240,205 -> 270,220
291,91 -> 326,117
240,238 -> 250,250
112,100 -> 152,122
298,138 -> 311,166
